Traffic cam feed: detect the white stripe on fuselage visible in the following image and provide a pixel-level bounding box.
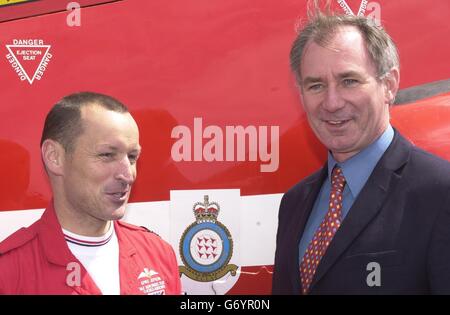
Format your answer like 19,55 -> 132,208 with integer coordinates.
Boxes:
0,193 -> 282,267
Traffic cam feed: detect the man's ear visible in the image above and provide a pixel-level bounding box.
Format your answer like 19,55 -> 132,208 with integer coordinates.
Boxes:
383,67 -> 400,105
41,139 -> 65,176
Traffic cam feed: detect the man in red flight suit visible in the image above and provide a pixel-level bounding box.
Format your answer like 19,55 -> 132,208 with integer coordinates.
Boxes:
0,92 -> 181,295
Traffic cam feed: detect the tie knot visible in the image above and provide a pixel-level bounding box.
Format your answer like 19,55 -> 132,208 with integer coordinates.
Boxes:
331,166 -> 346,192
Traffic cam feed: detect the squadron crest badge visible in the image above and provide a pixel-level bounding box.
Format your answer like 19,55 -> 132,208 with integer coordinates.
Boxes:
179,195 -> 238,282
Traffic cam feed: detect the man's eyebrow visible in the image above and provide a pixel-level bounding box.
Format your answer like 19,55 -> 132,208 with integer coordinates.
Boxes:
336,71 -> 364,79
96,144 -> 141,152
302,76 -> 323,86
97,144 -> 118,151
131,146 -> 142,154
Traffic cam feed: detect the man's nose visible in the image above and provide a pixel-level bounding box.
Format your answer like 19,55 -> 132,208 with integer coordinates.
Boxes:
115,156 -> 135,184
322,85 -> 345,112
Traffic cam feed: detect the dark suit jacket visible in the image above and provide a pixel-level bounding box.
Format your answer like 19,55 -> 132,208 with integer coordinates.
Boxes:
272,131 -> 450,294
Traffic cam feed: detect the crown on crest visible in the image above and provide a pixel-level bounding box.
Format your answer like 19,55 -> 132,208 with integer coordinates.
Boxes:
193,195 -> 220,223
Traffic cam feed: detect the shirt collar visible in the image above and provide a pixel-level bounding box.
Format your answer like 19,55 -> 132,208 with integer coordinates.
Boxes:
38,201 -> 79,266
327,124 -> 394,198
39,201 -> 137,264
62,222 -> 114,247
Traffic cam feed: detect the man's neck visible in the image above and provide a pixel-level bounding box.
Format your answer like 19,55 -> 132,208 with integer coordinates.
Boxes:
53,197 -> 111,237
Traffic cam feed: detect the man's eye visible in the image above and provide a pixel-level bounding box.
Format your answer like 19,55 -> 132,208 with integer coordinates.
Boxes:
308,84 -> 324,92
128,154 -> 139,164
343,79 -> 358,87
99,153 -> 114,158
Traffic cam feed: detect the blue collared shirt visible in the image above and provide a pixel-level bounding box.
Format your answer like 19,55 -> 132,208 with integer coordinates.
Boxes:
298,125 -> 394,261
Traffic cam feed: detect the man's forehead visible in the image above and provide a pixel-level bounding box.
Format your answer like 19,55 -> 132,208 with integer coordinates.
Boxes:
306,25 -> 364,55
80,102 -> 121,117
329,25 -> 363,44
78,104 -> 139,142
83,134 -> 141,153
80,104 -> 133,126
300,26 -> 374,78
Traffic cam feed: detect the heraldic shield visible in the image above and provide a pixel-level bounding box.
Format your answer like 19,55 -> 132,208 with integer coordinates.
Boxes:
179,195 -> 238,282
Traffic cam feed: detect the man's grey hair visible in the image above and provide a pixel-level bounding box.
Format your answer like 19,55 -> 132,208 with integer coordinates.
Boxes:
290,6 -> 399,85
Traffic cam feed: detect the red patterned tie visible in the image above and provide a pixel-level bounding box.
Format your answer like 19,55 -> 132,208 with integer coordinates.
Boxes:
300,166 -> 346,294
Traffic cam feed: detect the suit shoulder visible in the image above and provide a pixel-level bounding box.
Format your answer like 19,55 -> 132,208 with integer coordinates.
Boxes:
410,146 -> 450,180
411,146 -> 450,167
0,223 -> 38,256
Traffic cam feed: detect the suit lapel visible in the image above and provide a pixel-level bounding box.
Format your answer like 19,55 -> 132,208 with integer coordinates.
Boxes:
309,131 -> 411,291
288,166 -> 328,292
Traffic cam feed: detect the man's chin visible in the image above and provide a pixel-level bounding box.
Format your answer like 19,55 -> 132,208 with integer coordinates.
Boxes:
108,204 -> 127,221
329,143 -> 361,161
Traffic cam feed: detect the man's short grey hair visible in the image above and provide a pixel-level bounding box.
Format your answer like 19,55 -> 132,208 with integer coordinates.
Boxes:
290,9 -> 399,85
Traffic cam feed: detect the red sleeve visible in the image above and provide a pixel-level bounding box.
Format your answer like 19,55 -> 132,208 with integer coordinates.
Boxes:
168,245 -> 182,295
0,251 -> 19,294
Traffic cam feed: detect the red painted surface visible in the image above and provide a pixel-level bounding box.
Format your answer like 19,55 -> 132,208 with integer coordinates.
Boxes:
0,0 -> 118,22
0,0 -> 449,294
1,0 -> 448,212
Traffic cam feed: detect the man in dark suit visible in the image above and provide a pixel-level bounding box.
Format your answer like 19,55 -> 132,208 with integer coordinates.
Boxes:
272,12 -> 450,294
